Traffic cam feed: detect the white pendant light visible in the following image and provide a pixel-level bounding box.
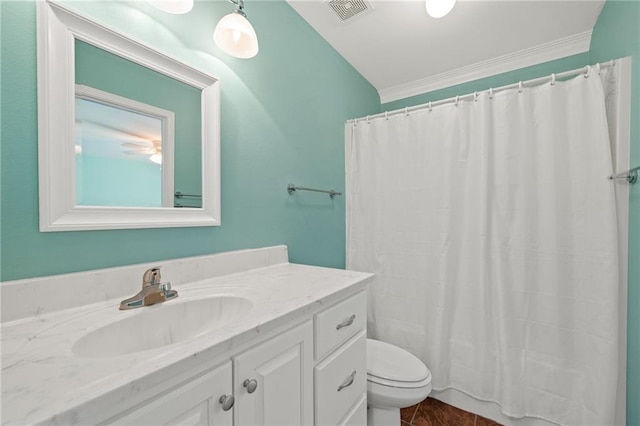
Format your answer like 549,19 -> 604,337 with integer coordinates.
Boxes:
425,0 -> 456,18
147,0 -> 194,14
213,0 -> 259,59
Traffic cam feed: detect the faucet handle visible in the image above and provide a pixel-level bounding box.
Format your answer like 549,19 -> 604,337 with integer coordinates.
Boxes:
160,282 -> 172,294
142,267 -> 162,287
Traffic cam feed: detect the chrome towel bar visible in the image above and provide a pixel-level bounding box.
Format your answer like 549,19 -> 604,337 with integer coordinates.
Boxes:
287,183 -> 342,199
174,191 -> 202,199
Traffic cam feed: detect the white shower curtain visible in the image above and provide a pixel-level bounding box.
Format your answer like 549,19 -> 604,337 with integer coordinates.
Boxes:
346,70 -> 620,425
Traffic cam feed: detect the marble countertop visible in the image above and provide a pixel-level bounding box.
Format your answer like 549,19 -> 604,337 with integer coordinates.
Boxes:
1,262 -> 372,425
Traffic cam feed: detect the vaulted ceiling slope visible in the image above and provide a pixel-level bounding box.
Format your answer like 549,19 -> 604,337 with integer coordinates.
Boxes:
286,0 -> 605,103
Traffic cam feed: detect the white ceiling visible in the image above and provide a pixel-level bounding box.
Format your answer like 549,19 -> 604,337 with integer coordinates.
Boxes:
286,0 -> 605,103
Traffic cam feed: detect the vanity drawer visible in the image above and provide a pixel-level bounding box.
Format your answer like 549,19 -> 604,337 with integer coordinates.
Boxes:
315,330 -> 366,426
315,291 -> 366,360
338,394 -> 367,426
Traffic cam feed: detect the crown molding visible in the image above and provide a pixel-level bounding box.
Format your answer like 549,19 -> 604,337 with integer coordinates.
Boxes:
379,30 -> 593,104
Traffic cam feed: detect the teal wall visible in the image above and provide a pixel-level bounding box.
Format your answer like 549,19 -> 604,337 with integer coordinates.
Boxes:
78,156 -> 162,207
590,2 -> 640,424
382,2 -> 640,423
0,0 -> 380,281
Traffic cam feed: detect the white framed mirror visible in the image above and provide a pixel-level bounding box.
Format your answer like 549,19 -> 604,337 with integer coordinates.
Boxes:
37,0 -> 221,231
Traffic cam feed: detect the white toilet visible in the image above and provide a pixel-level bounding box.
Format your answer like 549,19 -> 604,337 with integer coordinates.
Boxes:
366,339 -> 432,426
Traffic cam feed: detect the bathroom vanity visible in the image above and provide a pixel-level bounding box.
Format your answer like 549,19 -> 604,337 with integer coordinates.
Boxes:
1,246 -> 372,425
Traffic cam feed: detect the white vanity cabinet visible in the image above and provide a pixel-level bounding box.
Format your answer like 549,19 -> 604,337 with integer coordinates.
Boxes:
234,321 -> 314,426
1,248 -> 374,426
103,292 -> 366,426
313,291 -> 368,426
230,291 -> 367,426
112,361 -> 234,426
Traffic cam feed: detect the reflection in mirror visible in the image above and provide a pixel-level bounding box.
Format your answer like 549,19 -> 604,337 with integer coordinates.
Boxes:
75,39 -> 202,208
75,85 -> 174,207
37,0 -> 220,231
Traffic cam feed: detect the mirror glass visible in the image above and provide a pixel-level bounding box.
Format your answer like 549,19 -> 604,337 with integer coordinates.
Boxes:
74,39 -> 202,209
75,90 -> 167,207
37,0 -> 220,231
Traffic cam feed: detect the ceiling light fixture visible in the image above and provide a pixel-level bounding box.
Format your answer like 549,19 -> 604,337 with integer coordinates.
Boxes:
425,0 -> 456,18
146,0 -> 194,14
149,153 -> 163,164
213,0 -> 259,59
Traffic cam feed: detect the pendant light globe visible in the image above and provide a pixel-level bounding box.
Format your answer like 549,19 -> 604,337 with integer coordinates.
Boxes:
213,9 -> 259,59
425,0 -> 456,18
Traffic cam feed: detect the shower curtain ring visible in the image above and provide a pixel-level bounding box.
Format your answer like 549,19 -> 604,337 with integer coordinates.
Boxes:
473,91 -> 478,102
489,88 -> 494,99
518,81 -> 523,93
551,73 -> 556,86
584,65 -> 591,78
428,101 -> 432,112
455,96 -> 459,106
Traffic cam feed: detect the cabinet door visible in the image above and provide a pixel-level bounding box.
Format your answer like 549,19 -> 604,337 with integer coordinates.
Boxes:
110,361 -> 233,426
234,321 -> 313,426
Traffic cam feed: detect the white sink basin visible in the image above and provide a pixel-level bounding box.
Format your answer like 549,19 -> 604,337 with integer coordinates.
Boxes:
72,296 -> 253,358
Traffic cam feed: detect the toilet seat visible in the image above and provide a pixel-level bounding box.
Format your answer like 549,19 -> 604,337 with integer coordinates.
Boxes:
366,339 -> 432,389
368,372 -> 432,389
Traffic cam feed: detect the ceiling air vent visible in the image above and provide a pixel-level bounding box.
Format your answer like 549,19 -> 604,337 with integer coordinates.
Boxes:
326,0 -> 374,22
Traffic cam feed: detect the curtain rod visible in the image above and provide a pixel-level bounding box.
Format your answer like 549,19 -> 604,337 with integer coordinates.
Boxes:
609,165 -> 639,184
347,60 -> 615,125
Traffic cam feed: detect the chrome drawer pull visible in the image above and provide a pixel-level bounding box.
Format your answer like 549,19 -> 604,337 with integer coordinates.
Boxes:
218,394 -> 234,411
337,370 -> 357,392
336,314 -> 356,330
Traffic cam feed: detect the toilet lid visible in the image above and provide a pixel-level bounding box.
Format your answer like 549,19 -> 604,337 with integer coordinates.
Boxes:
367,339 -> 430,383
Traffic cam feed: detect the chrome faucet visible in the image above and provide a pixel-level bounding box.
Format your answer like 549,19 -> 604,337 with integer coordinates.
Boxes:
119,267 -> 179,310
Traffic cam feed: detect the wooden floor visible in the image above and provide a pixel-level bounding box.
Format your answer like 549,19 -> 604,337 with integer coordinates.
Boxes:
401,397 -> 502,426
